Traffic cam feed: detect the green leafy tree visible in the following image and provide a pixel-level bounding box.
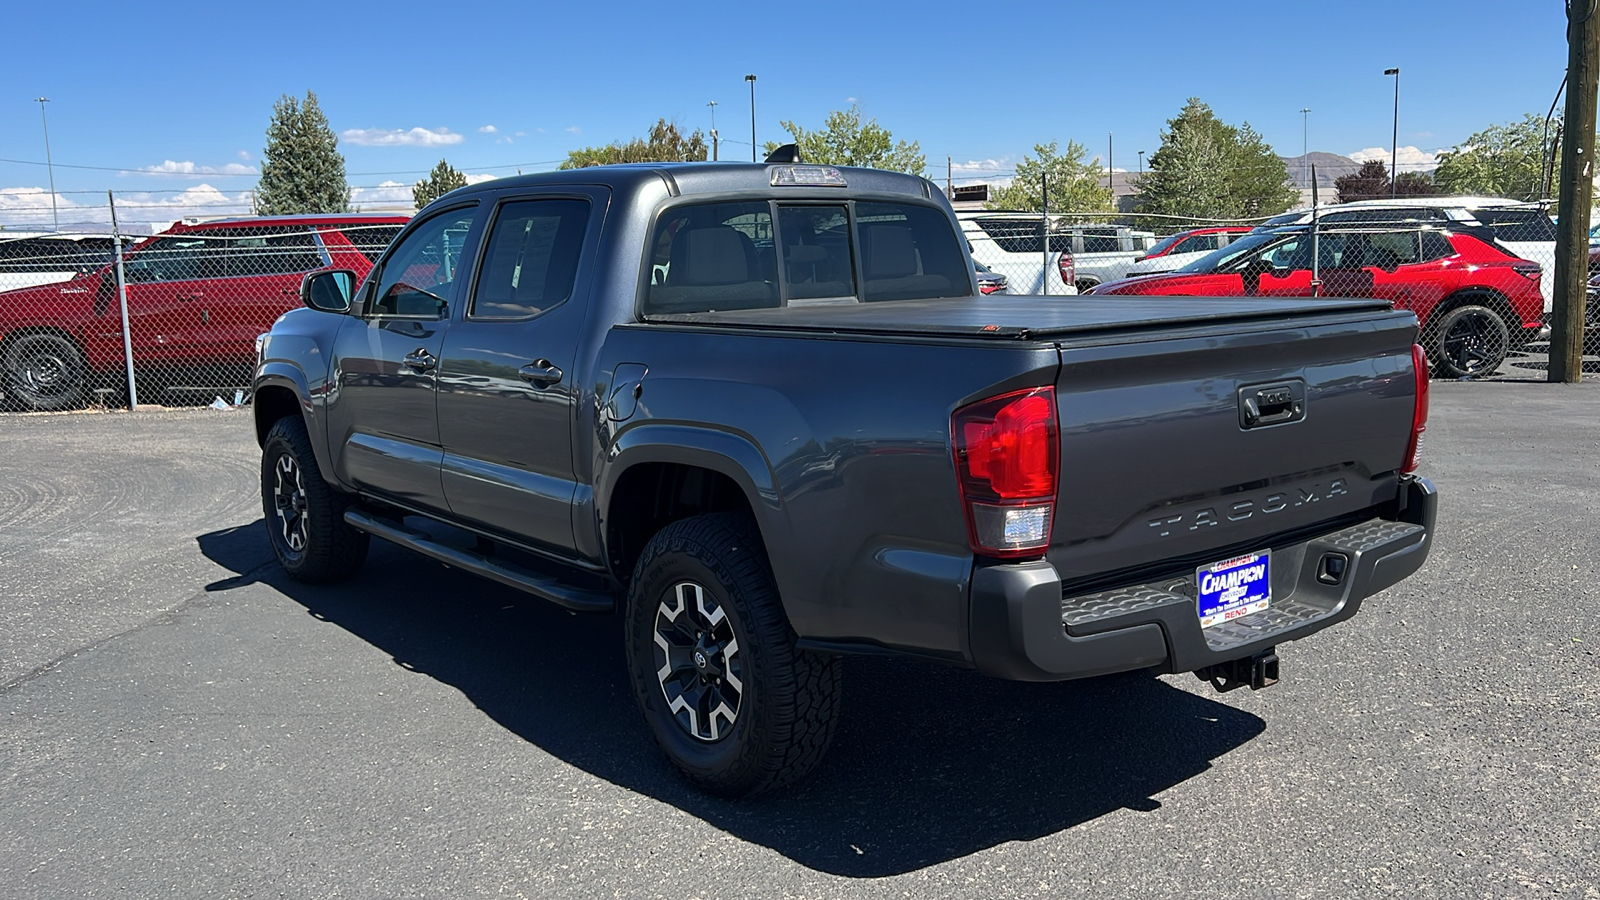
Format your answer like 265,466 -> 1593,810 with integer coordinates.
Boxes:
1433,113 -> 1556,202
412,159 -> 468,209
255,91 -> 350,215
1136,98 -> 1297,221
764,105 -> 926,175
560,119 -> 707,168
984,140 -> 1113,213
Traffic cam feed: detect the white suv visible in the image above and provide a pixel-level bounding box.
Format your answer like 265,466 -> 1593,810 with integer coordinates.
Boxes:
959,213 -> 1158,295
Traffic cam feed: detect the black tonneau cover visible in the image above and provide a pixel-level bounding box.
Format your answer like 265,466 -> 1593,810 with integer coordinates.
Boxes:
645,294 -> 1396,340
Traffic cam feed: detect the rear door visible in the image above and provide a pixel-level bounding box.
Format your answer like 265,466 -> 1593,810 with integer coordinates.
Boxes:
435,189 -> 605,555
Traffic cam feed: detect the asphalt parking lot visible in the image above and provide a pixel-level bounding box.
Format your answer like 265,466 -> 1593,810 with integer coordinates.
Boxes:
1,381 -> 1596,899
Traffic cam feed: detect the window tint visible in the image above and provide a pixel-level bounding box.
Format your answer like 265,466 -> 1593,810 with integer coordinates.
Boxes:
340,224 -> 406,262
971,217 -> 1071,254
121,235 -> 211,282
1173,235 -> 1210,254
645,201 -> 778,315
471,199 -> 589,318
369,208 -> 477,317
778,205 -> 855,300
1469,207 -> 1557,242
1081,232 -> 1120,253
1360,231 -> 1421,267
1420,231 -> 1455,261
226,230 -> 322,276
858,202 -> 968,302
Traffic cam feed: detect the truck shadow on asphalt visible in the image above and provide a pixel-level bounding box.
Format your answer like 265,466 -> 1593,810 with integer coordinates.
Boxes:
201,521 -> 1266,878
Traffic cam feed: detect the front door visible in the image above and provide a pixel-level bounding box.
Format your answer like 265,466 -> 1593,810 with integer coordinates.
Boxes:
435,191 -> 605,556
326,205 -> 481,513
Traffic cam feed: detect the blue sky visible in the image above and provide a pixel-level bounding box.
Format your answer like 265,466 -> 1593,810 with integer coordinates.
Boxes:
0,0 -> 1574,230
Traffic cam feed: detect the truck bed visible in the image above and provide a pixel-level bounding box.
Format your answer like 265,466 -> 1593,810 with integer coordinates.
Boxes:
645,294 -> 1398,341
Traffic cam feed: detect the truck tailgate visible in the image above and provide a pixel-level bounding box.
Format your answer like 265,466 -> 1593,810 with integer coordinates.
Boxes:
1045,308 -> 1419,587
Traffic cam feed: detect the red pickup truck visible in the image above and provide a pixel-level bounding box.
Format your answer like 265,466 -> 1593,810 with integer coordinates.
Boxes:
0,214 -> 407,411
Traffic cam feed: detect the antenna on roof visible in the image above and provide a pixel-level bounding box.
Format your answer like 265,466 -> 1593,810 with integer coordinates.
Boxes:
763,143 -> 802,164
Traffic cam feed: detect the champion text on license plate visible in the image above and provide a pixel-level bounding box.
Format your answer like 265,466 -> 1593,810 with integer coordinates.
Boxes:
1197,551 -> 1271,628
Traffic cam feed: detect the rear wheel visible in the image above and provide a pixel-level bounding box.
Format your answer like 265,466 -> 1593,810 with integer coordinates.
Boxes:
260,416 -> 369,582
625,513 -> 841,797
2,332 -> 87,412
1432,304 -> 1510,379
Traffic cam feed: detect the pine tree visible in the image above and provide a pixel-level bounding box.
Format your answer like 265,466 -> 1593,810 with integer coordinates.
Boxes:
256,91 -> 350,215
412,159 -> 468,209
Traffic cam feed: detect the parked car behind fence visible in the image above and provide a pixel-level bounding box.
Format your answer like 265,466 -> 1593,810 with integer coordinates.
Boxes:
0,214 -> 409,412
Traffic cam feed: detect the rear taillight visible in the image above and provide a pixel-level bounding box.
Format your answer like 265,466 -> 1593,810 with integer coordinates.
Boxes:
1403,344 -> 1429,474
1057,252 -> 1075,290
952,387 -> 1059,558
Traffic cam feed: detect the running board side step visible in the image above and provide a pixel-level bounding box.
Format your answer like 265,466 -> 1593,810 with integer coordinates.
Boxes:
343,510 -> 616,614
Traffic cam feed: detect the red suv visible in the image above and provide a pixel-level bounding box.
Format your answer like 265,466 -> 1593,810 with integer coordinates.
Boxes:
0,214 -> 409,410
1088,226 -> 1544,378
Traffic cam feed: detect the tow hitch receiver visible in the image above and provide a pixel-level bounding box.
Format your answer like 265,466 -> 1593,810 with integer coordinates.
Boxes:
1197,648 -> 1280,693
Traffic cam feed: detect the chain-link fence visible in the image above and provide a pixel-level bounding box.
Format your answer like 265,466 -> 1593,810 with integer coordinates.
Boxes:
957,199 -> 1598,379
1,201 -> 408,412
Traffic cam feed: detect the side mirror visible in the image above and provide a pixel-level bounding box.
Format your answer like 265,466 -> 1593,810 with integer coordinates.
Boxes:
301,269 -> 357,313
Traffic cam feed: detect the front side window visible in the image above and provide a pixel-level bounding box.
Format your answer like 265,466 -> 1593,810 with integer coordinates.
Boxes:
1080,230 -> 1120,254
368,208 -> 477,317
121,235 -> 211,283
226,230 -> 322,276
471,199 -> 590,318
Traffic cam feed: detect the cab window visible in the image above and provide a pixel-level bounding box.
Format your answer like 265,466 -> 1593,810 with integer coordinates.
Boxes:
368,209 -> 477,317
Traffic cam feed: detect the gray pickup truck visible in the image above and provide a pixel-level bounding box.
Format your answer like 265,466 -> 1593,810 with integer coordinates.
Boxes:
253,161 -> 1437,796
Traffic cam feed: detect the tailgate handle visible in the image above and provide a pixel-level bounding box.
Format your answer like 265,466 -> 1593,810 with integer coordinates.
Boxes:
1239,381 -> 1305,429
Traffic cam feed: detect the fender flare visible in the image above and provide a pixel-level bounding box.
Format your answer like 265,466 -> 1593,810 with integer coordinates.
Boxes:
253,362 -> 338,484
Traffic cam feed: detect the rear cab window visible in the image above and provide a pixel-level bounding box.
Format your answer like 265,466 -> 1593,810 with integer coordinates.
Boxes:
644,199 -> 970,316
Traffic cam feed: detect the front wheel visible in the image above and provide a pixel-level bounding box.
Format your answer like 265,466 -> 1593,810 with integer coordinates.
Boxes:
1432,304 -> 1510,379
625,513 -> 841,797
260,415 -> 369,582
2,332 -> 87,412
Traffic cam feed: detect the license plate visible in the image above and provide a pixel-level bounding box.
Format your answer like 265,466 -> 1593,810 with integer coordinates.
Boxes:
1196,551 -> 1271,628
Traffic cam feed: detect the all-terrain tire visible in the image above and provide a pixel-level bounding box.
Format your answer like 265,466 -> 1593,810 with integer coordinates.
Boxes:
624,513 -> 841,797
1431,303 -> 1510,379
260,415 -> 369,582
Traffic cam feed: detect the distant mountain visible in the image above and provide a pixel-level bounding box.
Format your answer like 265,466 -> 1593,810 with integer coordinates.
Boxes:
1279,152 -> 1360,191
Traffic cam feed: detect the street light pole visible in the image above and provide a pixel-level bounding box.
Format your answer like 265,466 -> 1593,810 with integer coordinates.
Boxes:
1384,68 -> 1400,199
36,97 -> 59,232
707,100 -> 718,161
744,74 -> 757,162
1299,107 -> 1311,192
1137,150 -> 1144,176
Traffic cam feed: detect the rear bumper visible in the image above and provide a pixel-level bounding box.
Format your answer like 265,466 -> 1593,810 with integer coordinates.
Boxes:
968,476 -> 1437,681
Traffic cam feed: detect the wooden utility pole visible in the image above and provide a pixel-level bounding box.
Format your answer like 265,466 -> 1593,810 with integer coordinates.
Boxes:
1551,0 -> 1598,382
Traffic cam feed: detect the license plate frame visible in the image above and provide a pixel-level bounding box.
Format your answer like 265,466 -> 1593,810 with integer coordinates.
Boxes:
1196,550 -> 1271,628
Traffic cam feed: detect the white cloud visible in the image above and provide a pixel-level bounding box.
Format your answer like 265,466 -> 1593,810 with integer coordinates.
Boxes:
846,96 -> 859,104
949,157 -> 1013,187
348,180 -> 415,210
464,173 -> 498,185
1347,145 -> 1442,174
0,184 -> 256,230
136,160 -> 258,177
516,131 -> 528,137
237,150 -> 252,160
341,127 -> 465,147
479,125 -> 498,134
565,126 -> 581,134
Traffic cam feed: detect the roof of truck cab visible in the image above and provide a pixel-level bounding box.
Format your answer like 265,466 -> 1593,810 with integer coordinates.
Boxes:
443,162 -> 939,201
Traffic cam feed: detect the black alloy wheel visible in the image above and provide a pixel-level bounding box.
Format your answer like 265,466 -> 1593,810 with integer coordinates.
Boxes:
1434,304 -> 1510,379
652,580 -> 745,742
2,332 -> 87,411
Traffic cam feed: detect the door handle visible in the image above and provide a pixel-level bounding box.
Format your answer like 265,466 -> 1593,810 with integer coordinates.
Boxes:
180,292 -> 203,301
518,360 -> 563,387
402,349 -> 437,372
